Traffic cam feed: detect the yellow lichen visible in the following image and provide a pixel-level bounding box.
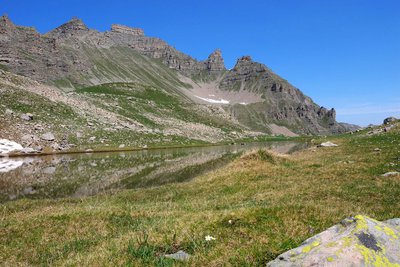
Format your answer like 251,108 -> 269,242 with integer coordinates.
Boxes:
302,245 -> 311,253
383,226 -> 398,239
355,215 -> 368,231
311,241 -> 320,247
326,241 -> 337,247
375,225 -> 383,232
302,240 -> 320,253
356,244 -> 400,267
327,256 -> 335,262
342,236 -> 353,247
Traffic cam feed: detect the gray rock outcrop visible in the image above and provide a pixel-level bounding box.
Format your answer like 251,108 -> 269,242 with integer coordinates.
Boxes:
267,215 -> 400,266
41,132 -> 55,141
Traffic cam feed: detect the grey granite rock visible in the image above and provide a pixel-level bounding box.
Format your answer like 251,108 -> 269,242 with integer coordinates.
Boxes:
267,215 -> 400,266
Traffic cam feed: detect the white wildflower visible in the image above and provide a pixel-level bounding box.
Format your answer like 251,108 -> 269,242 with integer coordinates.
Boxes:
205,235 -> 216,241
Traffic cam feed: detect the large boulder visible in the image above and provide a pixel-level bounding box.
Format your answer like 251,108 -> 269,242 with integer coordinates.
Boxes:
41,132 -> 55,141
267,215 -> 400,266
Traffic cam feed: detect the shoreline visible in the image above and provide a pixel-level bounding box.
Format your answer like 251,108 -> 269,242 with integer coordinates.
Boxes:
1,137 -> 302,158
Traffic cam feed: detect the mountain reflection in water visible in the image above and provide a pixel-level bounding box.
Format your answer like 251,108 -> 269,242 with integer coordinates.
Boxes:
0,142 -> 306,202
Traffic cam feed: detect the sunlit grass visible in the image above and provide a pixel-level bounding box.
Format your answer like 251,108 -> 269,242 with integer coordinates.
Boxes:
1,124 -> 399,266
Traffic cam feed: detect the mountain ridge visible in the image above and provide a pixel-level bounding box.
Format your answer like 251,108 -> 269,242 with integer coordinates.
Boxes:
0,15 -> 357,147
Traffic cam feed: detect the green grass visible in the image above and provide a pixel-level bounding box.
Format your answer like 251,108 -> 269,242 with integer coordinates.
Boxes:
0,63 -> 9,71
1,120 -> 399,266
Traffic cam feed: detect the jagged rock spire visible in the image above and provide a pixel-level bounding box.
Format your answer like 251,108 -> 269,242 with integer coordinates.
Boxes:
205,49 -> 225,71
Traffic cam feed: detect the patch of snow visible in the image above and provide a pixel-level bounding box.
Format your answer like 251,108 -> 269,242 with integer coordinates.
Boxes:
208,94 -> 215,97
0,139 -> 23,155
239,102 -> 247,105
194,95 -> 230,104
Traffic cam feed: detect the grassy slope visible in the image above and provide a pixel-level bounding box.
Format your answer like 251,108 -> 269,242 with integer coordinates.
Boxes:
1,124 -> 399,266
77,82 -> 243,132
0,71 -> 244,148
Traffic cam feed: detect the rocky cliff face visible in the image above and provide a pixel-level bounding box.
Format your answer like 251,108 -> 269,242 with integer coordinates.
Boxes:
0,16 -> 349,135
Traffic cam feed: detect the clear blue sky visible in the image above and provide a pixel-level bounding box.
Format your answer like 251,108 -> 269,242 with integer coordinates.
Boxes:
1,0 -> 399,126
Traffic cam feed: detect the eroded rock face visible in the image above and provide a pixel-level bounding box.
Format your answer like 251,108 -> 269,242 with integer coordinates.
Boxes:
267,215 -> 400,266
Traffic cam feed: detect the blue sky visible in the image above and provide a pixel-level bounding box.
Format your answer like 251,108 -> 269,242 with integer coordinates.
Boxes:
1,0 -> 399,126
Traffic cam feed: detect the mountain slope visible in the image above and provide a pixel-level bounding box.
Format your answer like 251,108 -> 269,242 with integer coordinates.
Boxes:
0,15 -> 353,143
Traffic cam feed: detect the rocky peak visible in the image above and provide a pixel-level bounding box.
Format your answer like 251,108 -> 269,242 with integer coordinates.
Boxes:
232,55 -> 268,74
111,24 -> 144,36
204,49 -> 225,71
46,17 -> 89,38
0,14 -> 16,33
238,55 -> 252,62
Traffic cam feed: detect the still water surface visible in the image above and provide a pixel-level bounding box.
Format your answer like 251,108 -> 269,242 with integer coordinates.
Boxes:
0,142 -> 306,202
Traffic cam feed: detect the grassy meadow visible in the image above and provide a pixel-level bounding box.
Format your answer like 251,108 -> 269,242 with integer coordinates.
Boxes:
1,124 -> 399,266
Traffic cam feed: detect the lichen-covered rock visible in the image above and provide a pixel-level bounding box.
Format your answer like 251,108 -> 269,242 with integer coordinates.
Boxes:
267,215 -> 400,266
